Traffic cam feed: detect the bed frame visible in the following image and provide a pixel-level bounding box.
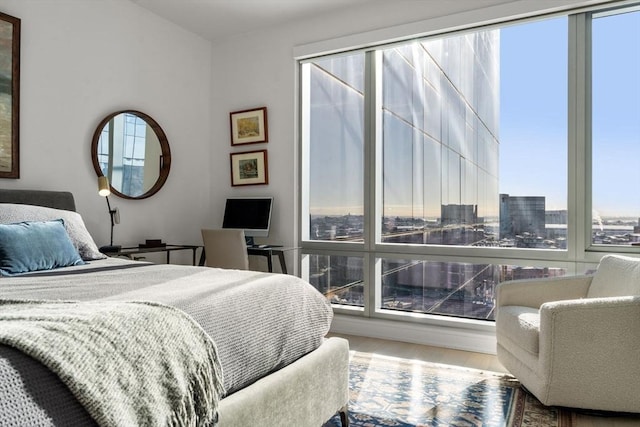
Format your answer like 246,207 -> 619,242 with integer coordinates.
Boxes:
0,188 -> 350,426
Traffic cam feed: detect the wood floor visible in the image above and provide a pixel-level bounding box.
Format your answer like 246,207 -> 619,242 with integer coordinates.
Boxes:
329,333 -> 640,427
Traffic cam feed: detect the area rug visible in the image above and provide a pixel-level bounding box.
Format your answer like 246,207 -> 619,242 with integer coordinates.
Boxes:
323,351 -> 574,427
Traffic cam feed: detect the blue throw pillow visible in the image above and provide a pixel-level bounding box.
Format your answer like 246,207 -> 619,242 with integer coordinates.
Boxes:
0,219 -> 85,276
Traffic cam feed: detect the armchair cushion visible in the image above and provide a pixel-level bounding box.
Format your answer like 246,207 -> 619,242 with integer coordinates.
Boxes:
496,306 -> 539,355
587,254 -> 640,298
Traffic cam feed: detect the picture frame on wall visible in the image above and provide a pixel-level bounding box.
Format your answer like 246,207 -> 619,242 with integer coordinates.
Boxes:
229,107 -> 268,146
0,11 -> 20,179
230,149 -> 268,186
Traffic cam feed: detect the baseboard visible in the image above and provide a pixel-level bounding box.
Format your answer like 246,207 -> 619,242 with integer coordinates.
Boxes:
330,314 -> 497,355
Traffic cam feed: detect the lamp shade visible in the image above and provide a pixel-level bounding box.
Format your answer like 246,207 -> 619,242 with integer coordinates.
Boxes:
98,176 -> 111,197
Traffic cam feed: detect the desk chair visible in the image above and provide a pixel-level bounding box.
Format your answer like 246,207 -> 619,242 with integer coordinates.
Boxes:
201,229 -> 249,270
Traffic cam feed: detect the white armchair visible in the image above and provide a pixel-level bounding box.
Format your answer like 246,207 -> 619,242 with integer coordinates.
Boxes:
496,254 -> 640,412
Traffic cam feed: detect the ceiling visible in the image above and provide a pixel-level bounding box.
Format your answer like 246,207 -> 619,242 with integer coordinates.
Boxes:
131,0 -> 384,42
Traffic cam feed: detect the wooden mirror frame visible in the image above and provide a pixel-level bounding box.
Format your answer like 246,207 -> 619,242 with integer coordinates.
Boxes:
91,110 -> 171,200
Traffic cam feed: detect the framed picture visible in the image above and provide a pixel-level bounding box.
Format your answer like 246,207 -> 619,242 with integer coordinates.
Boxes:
229,107 -> 268,146
230,149 -> 268,186
0,12 -> 20,179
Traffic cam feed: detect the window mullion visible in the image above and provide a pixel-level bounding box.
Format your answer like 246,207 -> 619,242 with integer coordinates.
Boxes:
364,50 -> 384,251
363,50 -> 380,317
570,12 -> 596,262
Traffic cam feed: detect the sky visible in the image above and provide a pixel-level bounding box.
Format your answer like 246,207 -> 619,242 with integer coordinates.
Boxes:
499,17 -> 568,210
590,9 -> 640,218
500,11 -> 640,217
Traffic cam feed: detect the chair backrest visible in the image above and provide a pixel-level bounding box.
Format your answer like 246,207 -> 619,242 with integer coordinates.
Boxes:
587,254 -> 640,298
201,228 -> 249,270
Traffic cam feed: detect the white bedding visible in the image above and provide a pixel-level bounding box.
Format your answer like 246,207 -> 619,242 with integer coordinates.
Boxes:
0,257 -> 333,394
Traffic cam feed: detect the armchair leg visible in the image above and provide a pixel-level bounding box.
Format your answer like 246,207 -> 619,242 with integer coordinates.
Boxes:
339,405 -> 349,427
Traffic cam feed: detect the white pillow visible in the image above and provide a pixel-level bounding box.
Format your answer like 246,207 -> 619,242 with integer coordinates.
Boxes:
587,254 -> 640,298
0,203 -> 106,261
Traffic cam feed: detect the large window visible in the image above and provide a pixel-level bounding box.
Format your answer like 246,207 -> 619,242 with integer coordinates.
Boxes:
380,19 -> 567,249
305,55 -> 365,242
300,2 -> 639,323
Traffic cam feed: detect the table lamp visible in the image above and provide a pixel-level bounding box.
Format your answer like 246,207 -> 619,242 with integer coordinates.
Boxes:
97,176 -> 121,253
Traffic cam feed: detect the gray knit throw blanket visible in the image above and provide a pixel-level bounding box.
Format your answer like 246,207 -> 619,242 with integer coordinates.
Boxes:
0,299 -> 225,427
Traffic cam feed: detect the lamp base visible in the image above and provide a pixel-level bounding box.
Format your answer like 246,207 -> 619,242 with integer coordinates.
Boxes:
99,245 -> 121,254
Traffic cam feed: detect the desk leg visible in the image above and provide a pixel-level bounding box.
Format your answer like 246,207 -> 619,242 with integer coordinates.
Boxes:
266,253 -> 273,272
277,252 -> 287,274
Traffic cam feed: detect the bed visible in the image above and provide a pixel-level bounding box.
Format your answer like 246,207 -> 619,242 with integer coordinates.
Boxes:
0,189 -> 349,427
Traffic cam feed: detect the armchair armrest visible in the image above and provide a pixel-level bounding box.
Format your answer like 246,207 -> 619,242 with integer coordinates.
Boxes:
537,295 -> 640,410
496,275 -> 592,309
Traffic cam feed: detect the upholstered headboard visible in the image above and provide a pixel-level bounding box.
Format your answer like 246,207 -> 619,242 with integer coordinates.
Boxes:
0,189 -> 76,212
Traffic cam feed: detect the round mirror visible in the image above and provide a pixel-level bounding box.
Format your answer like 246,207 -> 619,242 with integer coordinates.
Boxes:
91,110 -> 171,199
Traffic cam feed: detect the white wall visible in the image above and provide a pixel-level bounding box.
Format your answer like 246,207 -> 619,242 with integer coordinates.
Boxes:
0,0 -> 212,262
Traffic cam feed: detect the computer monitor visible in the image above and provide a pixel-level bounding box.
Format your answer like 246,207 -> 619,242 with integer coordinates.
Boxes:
222,197 -> 273,245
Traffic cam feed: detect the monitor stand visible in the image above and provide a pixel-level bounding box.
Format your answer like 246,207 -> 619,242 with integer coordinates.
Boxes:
245,236 -> 255,247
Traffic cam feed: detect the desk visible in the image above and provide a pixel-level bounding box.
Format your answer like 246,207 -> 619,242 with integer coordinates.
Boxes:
104,244 -> 202,266
247,246 -> 291,274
